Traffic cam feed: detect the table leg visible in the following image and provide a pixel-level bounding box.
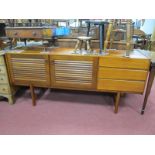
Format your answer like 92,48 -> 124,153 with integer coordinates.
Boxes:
30,84 -> 36,106
87,23 -> 90,36
79,40 -> 83,51
99,25 -> 103,54
86,23 -> 91,50
114,92 -> 121,113
24,39 -> 27,46
141,66 -> 155,114
74,40 -> 80,51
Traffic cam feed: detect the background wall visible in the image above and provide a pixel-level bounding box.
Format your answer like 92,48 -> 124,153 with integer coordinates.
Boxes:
140,19 -> 155,34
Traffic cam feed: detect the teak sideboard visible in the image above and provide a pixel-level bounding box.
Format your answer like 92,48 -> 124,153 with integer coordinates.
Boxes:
5,47 -> 151,113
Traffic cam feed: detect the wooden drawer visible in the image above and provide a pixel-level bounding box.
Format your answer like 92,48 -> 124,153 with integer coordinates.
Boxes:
97,79 -> 145,93
0,84 -> 10,94
6,29 -> 43,39
0,56 -> 5,65
99,57 -> 150,70
6,28 -> 52,39
0,65 -> 7,74
98,67 -> 148,81
0,74 -> 9,84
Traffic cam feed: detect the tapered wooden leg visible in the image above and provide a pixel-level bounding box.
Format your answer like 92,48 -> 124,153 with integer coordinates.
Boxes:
141,67 -> 155,114
113,93 -> 117,103
30,84 -> 36,106
74,40 -> 80,51
114,92 -> 121,113
120,93 -> 126,97
8,95 -> 14,105
80,40 -> 83,51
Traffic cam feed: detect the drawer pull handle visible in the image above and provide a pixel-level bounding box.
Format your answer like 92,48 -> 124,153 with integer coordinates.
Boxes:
2,88 -> 6,91
0,78 -> 3,80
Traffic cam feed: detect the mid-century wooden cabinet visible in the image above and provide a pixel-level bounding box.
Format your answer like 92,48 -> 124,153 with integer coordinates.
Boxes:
5,48 -> 151,112
5,49 -> 150,93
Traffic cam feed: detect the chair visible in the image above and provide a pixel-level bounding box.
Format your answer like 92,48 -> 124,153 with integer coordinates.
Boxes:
104,19 -> 133,56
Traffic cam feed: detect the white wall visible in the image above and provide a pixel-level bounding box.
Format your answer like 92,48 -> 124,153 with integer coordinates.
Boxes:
140,19 -> 155,34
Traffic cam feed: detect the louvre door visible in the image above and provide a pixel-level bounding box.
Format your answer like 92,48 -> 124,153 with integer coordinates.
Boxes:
50,55 -> 98,90
6,54 -> 50,87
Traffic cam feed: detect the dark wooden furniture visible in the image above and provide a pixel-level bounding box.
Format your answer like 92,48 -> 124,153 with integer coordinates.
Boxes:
5,27 -> 53,48
141,62 -> 155,114
137,50 -> 155,114
5,47 -> 150,113
86,20 -> 109,54
5,27 -> 52,39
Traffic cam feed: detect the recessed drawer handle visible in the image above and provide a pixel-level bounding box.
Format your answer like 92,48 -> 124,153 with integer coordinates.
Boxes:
2,88 -> 6,91
0,78 -> 3,80
0,69 -> 2,72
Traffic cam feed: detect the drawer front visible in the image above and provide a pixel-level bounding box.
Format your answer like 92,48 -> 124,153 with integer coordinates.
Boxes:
0,84 -> 10,94
98,67 -> 148,81
0,56 -> 5,65
97,79 -> 145,93
0,65 -> 7,74
6,29 -> 43,39
0,74 -> 9,84
99,57 -> 150,70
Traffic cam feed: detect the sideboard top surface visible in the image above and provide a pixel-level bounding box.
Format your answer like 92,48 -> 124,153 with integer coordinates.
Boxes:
5,47 -> 151,60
